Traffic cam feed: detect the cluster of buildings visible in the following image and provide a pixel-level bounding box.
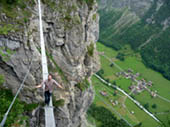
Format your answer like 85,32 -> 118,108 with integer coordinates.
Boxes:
151,91 -> 157,98
129,79 -> 153,94
110,99 -> 118,106
116,69 -> 139,82
100,91 -> 108,96
100,90 -> 119,106
117,68 -> 153,94
129,83 -> 144,94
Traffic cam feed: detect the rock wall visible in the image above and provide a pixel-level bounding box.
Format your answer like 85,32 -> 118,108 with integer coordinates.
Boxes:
0,0 -> 100,126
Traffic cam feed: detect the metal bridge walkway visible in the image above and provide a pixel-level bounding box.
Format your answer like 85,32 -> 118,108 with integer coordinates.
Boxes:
0,0 -> 56,126
38,0 -> 56,126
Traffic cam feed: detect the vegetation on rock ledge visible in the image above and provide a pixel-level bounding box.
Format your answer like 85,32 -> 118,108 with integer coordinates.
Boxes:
0,77 -> 38,127
87,43 -> 94,57
76,78 -> 90,91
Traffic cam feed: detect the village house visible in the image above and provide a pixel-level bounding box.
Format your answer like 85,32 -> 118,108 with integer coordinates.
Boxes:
110,99 -> 119,106
125,73 -> 130,79
112,102 -> 116,106
142,79 -> 147,86
120,71 -> 126,76
112,100 -> 118,106
148,81 -> 153,86
139,84 -> 144,90
100,91 -> 108,96
127,68 -> 133,73
130,75 -> 136,81
141,79 -> 145,82
135,72 -> 140,77
110,99 -> 113,103
129,85 -> 136,90
151,91 -> 157,98
115,100 -> 118,105
136,86 -> 140,92
133,89 -> 138,94
131,111 -> 135,114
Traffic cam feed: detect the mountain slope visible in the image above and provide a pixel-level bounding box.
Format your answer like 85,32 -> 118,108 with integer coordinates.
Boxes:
98,0 -> 170,80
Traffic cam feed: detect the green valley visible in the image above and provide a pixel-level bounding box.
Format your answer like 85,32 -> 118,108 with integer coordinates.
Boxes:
88,43 -> 170,127
98,0 -> 170,80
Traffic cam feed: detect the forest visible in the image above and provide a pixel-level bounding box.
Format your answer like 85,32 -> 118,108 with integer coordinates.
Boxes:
87,104 -> 130,127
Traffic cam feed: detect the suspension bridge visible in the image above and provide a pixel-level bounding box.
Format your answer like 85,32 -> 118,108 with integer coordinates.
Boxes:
0,0 -> 56,126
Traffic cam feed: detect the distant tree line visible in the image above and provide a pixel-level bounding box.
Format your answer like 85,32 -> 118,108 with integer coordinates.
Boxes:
87,104 -> 130,127
0,0 -> 19,4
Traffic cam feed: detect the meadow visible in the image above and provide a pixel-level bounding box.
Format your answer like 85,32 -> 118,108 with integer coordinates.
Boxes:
89,42 -> 170,127
91,76 -> 160,127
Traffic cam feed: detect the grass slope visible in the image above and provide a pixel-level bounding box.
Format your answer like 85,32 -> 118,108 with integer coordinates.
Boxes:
98,0 -> 170,80
92,42 -> 170,127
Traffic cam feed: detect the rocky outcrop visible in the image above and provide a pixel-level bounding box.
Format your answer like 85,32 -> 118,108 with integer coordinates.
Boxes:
0,0 -> 100,126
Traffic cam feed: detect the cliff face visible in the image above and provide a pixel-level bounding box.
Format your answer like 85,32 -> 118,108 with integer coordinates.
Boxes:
0,0 -> 100,126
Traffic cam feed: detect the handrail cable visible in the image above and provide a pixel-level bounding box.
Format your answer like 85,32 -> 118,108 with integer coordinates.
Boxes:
0,58 -> 33,127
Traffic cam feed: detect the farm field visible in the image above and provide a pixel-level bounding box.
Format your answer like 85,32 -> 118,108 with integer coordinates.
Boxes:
91,76 -> 160,127
89,42 -> 170,127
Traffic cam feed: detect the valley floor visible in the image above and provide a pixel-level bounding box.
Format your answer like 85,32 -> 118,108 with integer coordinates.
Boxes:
88,43 -> 170,127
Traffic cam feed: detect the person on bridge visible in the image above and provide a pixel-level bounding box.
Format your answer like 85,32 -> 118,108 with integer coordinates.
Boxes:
36,74 -> 63,106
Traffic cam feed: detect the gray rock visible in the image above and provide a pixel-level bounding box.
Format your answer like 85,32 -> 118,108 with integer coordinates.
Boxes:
0,37 -> 20,50
0,0 -> 100,127
6,39 -> 20,50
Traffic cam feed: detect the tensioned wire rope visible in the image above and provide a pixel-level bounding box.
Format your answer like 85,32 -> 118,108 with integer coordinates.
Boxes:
0,58 -> 33,127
